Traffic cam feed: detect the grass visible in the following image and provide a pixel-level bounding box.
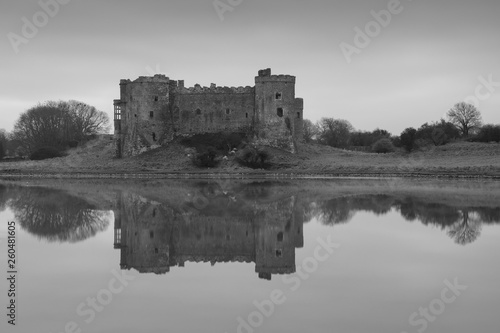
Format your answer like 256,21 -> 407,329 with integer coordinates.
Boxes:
0,137 -> 499,178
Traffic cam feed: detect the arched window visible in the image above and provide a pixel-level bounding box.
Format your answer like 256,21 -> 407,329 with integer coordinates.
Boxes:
152,132 -> 157,141
196,109 -> 202,115
277,108 -> 284,117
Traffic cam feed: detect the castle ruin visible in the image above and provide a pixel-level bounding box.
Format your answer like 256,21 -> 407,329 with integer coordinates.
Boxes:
113,68 -> 304,157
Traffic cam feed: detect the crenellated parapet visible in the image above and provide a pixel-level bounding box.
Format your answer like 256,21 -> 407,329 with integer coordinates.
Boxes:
177,84 -> 254,94
114,68 -> 304,157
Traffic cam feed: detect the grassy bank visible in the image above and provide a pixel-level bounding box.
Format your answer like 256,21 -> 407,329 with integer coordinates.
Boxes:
0,136 -> 499,179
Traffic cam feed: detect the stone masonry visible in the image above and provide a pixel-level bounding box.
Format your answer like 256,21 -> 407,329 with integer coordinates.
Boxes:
114,68 -> 304,157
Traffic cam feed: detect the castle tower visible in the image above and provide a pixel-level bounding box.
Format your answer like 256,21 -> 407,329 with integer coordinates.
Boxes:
255,68 -> 303,152
115,75 -> 171,157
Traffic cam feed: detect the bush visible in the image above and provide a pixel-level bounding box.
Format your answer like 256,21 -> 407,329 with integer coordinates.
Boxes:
30,147 -> 63,160
236,146 -> 271,169
192,146 -> 218,168
372,138 -> 395,153
475,125 -> 500,143
180,132 -> 248,153
400,128 -> 417,152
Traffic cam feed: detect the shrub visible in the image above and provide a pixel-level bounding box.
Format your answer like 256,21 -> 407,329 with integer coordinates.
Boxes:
180,132 -> 248,153
0,142 -> 5,160
192,146 -> 218,168
30,147 -> 63,160
67,140 -> 79,148
400,128 -> 417,152
475,125 -> 500,143
236,146 -> 271,169
372,138 -> 395,153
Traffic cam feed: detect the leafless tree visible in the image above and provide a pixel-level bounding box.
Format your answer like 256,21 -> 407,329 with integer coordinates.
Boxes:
13,101 -> 110,153
447,102 -> 482,137
317,118 -> 354,148
302,119 -> 318,143
447,210 -> 482,245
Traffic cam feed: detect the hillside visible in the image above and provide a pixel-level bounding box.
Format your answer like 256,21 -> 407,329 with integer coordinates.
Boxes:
0,136 -> 499,178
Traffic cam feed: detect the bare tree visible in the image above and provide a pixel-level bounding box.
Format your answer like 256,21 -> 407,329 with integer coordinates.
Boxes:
447,102 -> 482,137
13,101 -> 110,153
302,119 -> 318,143
447,210 -> 482,245
317,118 -> 354,148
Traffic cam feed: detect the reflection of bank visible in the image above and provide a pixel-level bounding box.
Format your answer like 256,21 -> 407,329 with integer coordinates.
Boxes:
113,192 -> 304,280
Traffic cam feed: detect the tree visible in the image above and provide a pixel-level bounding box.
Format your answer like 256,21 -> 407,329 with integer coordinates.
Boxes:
13,101 -> 110,154
302,119 -> 318,143
0,129 -> 7,159
447,102 -> 482,137
416,120 -> 460,146
447,210 -> 482,245
400,127 -> 417,152
317,118 -> 354,148
476,124 -> 500,143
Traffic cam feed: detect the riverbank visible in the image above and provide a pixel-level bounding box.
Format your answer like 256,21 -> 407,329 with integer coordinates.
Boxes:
1,136 -> 499,179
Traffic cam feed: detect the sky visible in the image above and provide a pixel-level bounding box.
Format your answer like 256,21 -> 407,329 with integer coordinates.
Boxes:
1,0 -> 499,135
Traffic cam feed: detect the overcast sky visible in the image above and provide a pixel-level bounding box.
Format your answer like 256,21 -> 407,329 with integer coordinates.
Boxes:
1,0 -> 499,135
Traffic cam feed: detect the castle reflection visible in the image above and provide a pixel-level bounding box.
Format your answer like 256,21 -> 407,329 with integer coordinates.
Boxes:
113,183 -> 304,280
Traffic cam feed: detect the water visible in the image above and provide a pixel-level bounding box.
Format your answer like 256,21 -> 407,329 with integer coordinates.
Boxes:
0,178 -> 499,333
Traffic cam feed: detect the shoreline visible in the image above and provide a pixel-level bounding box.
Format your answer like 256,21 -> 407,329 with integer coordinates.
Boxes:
1,170 -> 499,180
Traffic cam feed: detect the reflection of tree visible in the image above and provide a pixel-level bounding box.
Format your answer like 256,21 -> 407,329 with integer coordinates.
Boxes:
8,186 -> 110,243
313,194 -> 499,246
317,197 -> 355,225
447,211 -> 482,246
0,184 -> 9,213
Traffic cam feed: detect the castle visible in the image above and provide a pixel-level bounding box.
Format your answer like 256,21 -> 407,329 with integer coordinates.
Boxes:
113,68 -> 304,157
112,184 -> 304,280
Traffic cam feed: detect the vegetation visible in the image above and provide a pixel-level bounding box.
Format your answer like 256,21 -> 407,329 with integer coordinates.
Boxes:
192,147 -> 218,168
180,132 -> 248,153
236,146 -> 271,169
30,147 -> 64,161
302,119 -> 318,143
473,124 -> 500,143
316,118 -> 353,148
372,138 -> 395,153
12,100 -> 110,155
447,102 -> 482,137
0,130 -> 7,160
400,128 -> 418,152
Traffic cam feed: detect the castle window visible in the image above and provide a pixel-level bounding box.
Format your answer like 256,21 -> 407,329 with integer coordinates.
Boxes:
150,111 -> 154,118
150,231 -> 154,238
277,108 -> 284,117
196,109 -> 202,115
276,249 -> 283,258
275,92 -> 282,100
130,96 -> 133,102
114,105 -> 122,120
245,113 -> 248,119
297,112 -> 301,119
154,96 -> 159,102
226,108 -> 230,115
152,208 -> 156,217
155,248 -> 158,254
277,232 -> 284,242
152,132 -> 157,141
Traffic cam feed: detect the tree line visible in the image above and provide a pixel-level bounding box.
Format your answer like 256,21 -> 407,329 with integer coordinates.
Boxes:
303,102 -> 500,153
0,101 -> 110,160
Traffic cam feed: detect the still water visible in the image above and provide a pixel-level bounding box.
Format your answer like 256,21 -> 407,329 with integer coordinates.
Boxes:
0,178 -> 499,333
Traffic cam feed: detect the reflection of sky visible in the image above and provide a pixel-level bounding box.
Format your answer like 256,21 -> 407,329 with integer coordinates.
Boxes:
1,207 -> 500,333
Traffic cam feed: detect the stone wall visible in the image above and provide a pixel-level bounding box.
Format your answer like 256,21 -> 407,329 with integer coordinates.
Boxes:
114,69 -> 304,157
